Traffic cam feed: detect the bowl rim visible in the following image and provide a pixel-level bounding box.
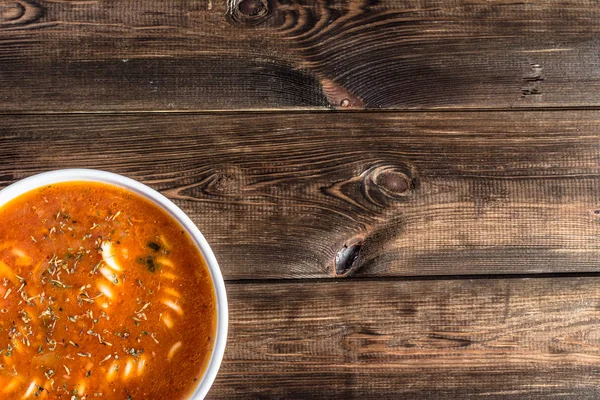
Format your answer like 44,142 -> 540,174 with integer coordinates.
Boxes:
0,169 -> 228,400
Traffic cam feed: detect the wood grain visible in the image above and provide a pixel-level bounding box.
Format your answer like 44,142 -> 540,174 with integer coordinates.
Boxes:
2,0 -> 600,110
2,111 -> 600,278
213,278 -> 600,399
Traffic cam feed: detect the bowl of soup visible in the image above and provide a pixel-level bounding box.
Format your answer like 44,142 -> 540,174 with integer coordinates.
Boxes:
0,169 -> 227,399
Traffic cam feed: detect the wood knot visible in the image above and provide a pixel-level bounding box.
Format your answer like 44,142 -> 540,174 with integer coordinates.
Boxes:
205,171 -> 240,195
335,240 -> 363,277
321,78 -> 365,109
0,2 -> 23,21
362,164 -> 416,207
0,0 -> 44,27
369,166 -> 413,199
228,0 -> 271,25
323,162 -> 417,213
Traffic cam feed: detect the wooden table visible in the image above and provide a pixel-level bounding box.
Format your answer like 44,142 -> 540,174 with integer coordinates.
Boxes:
3,0 -> 600,398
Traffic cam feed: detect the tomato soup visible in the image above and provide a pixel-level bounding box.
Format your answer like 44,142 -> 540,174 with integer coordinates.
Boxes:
0,182 -> 216,399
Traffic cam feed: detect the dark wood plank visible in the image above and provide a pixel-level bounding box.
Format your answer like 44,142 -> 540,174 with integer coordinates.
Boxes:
2,111 -> 600,278
213,278 -> 600,399
2,0 -> 600,110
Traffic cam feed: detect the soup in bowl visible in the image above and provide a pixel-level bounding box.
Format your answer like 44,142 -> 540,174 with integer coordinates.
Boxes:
0,169 -> 227,399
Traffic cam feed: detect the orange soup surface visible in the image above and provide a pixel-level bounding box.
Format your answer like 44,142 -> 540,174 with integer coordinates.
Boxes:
0,182 -> 216,399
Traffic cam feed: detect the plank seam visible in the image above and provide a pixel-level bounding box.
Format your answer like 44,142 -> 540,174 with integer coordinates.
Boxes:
4,106 -> 600,116
224,272 -> 600,284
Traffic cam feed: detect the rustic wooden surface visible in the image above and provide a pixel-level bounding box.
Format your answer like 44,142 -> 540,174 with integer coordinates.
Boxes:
3,112 -> 600,279
3,0 -> 600,398
216,278 -> 600,399
2,0 -> 600,110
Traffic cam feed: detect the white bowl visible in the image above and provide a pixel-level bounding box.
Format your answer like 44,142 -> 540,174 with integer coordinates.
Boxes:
0,169 -> 228,400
